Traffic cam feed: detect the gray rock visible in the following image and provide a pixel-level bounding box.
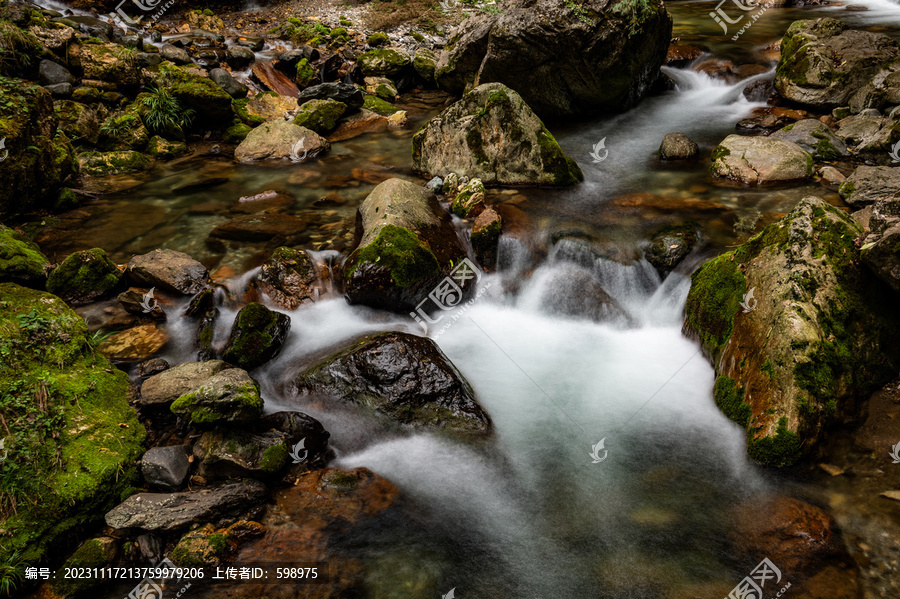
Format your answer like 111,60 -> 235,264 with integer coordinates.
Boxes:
44,82 -> 72,98
818,165 -> 846,189
209,68 -> 248,98
170,368 -> 264,425
861,203 -> 900,294
658,132 -> 699,160
127,248 -> 210,295
769,119 -> 848,161
426,176 -> 443,192
193,430 -> 288,479
839,166 -> 900,208
140,360 -> 230,406
711,135 -> 813,185
39,60 -> 74,86
160,44 -> 192,65
234,120 -> 330,162
296,82 -> 364,110
104,480 -> 267,532
836,112 -> 883,146
141,445 -> 191,491
225,46 -> 255,69
536,263 -> 631,325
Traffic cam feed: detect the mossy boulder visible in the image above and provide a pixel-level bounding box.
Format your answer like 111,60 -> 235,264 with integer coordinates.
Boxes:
224,122 -> 252,144
357,47 -> 410,78
364,76 -> 398,100
52,537 -> 117,595
292,99 -> 347,134
770,119 -> 849,162
775,18 -> 900,111
146,135 -> 187,158
172,527 -> 229,567
292,332 -> 492,435
471,207 -> 502,270
412,83 -> 583,186
251,247 -> 319,310
450,178 -> 486,218
367,32 -> 389,47
343,178 -> 469,312
0,283 -> 146,565
170,368 -> 264,425
222,303 -> 292,370
54,100 -> 99,146
0,78 -> 78,217
0,226 -> 50,287
46,247 -> 123,304
362,94 -> 400,116
193,429 -> 290,479
99,110 -> 149,151
75,42 -> 140,85
78,150 -> 152,176
156,62 -> 233,127
684,197 -> 900,466
413,48 -> 437,84
838,165 -> 900,208
710,135 -> 813,185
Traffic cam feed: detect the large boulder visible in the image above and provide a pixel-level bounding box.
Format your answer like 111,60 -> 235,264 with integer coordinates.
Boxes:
412,83 -> 583,186
769,119 -> 849,161
170,368 -> 264,425
683,198 -> 900,466
296,82 -> 365,110
343,178 -> 469,312
74,42 -> 140,86
0,226 -> 51,287
838,166 -> 900,208
126,248 -> 210,295
221,303 -> 291,370
0,78 -> 78,217
141,360 -> 231,406
157,62 -> 233,127
357,47 -> 411,78
193,430 -> 289,479
292,332 -> 492,434
0,284 -> 146,564
234,120 -> 330,162
46,247 -> 123,304
710,135 -> 813,185
860,200 -> 900,294
434,0 -> 672,120
775,18 -> 900,111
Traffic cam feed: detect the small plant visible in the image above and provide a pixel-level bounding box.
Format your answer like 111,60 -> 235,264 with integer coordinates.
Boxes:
140,85 -> 194,135
99,113 -> 138,139
612,0 -> 658,35
565,0 -> 592,24
0,552 -> 24,597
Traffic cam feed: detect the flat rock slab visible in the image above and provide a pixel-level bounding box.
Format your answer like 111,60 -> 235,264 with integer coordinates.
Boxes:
127,248 -> 210,295
141,360 -> 230,406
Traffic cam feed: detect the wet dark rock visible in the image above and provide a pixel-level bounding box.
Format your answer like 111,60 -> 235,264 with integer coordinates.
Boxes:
252,247 -> 320,310
140,360 -> 231,406
142,445 -> 192,491
194,430 -> 290,479
297,82 -> 364,110
104,480 -> 267,532
46,247 -> 123,305
472,207 -> 502,270
860,200 -> 900,294
645,225 -> 699,273
139,358 -> 170,378
222,302 -> 291,370
39,59 -> 74,86
226,46 -> 255,69
236,36 -> 265,52
536,264 -> 631,324
118,288 -> 166,320
658,132 -> 699,160
665,43 -> 704,68
170,368 -> 264,425
44,82 -> 72,98
257,411 -> 330,454
127,249 -> 210,295
209,68 -> 248,99
743,78 -> 774,102
160,43 -> 192,65
210,213 -> 308,244
292,331 -> 491,434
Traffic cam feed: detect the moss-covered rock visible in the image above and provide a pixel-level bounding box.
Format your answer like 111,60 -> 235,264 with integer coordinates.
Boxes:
156,61 -> 233,127
0,78 -> 78,217
471,207 -> 502,270
78,150 -> 152,176
221,302 -> 291,370
193,429 -> 289,479
364,76 -> 398,100
170,368 -> 264,425
75,42 -> 140,85
146,135 -> 187,158
52,537 -> 116,595
0,283 -> 146,565
684,197 -> 900,466
362,94 -> 400,116
54,99 -> 99,146
367,32 -> 389,47
295,58 -> 316,88
413,48 -> 437,84
450,178 -> 486,218
769,119 -> 849,162
0,226 -> 50,287
292,99 -> 347,134
172,527 -> 229,567
99,110 -> 149,151
413,83 -> 583,186
357,47 -> 410,78
224,122 -> 252,144
46,247 -> 123,304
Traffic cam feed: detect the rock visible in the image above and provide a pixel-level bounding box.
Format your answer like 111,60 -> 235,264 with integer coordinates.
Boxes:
818,165 -> 846,189
684,198 -> 900,466
257,411 -> 330,457
77,43 -> 140,85
835,111 -> 883,146
658,132 -> 699,160
412,83 -> 583,186
160,43 -> 192,65
222,303 -> 291,370
743,78 -> 774,102
296,82 -> 364,110
55,100 -> 100,145
78,150 -> 152,176
0,226 -> 50,287
413,48 -> 438,83
146,135 -> 187,159
104,480 -> 267,532
292,99 -> 347,134
0,78 -> 78,216
251,61 -> 299,96
46,248 -> 123,304
240,92 -> 298,123
292,332 -> 491,434
471,207 -> 502,269
127,248 -> 210,295
53,537 -> 119,595
29,24 -> 75,51
161,63 -> 234,127
860,200 -> 900,294
0,283 -> 146,564
775,18 -> 900,110
538,263 -> 631,324
142,446 -> 192,491
139,357 -> 170,378
226,45 -> 255,69
326,109 -> 389,141
209,67 -> 248,98
141,360 -> 231,406
343,178 -> 469,312
251,247 -> 320,310
435,0 -> 672,119
450,178 -> 486,218
99,324 -> 168,362
232,190 -> 295,214
364,76 -> 398,100
193,430 -> 289,479
710,135 -> 813,185
171,527 -> 228,567
838,166 -> 900,208
209,213 -> 308,244
171,368 -> 264,425
362,94 -> 400,116
236,36 -> 265,52
645,225 -> 699,273
769,119 -> 849,161
234,120 -> 330,162
358,47 -> 410,78
666,43 -> 704,68
98,110 -> 150,151
39,59 -> 74,86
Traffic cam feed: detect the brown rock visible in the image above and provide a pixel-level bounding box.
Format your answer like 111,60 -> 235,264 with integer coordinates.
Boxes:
251,61 -> 299,97
210,214 -> 308,243
326,109 -> 388,142
99,324 -> 168,362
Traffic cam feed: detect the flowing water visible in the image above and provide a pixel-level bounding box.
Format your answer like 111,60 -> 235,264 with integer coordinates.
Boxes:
36,0 -> 900,596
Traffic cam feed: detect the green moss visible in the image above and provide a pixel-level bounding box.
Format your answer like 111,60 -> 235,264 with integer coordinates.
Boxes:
52,539 -> 107,595
207,533 -> 227,553
710,145 -> 731,162
295,58 -> 315,88
325,470 -> 358,488
747,417 -> 802,467
363,94 -> 399,116
232,98 -> 265,127
683,255 -> 746,358
797,397 -> 816,416
761,359 -> 775,379
0,226 -> 49,287
465,128 -> 490,165
46,248 -> 121,302
259,443 -> 288,474
347,224 -> 440,288
367,32 -> 389,46
292,99 -> 347,134
537,126 -> 583,185
713,376 -> 752,427
224,122 -> 252,144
